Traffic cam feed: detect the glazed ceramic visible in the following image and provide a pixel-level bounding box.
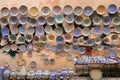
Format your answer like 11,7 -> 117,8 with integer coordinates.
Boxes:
19,5 -> 28,15
82,27 -> 91,36
112,17 -> 120,26
10,7 -> 19,16
93,26 -> 102,35
65,14 -> 74,24
29,7 -> 39,17
29,18 -> 37,27
73,27 -> 81,37
9,16 -> 18,25
74,16 -> 83,25
19,26 -> 26,34
0,17 -> 8,27
47,16 -> 55,25
44,26 -> 53,34
92,16 -> 101,25
84,6 -> 94,16
56,36 -> 64,44
52,5 -> 62,15
103,27 -> 111,35
1,27 -> 9,36
54,27 -> 63,36
37,16 -> 46,25
1,7 -> 9,17
41,6 -> 51,16
82,18 -> 91,27
27,27 -> 35,34
19,15 -> 27,25
97,5 -> 106,15
63,5 -> 73,15
35,26 -> 44,35
74,6 -> 83,16
102,16 -> 111,25
11,27 -> 19,35
108,4 -> 117,14
55,14 -> 64,24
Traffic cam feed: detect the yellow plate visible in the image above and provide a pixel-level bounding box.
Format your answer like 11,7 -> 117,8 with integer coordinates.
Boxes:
29,7 -> 39,17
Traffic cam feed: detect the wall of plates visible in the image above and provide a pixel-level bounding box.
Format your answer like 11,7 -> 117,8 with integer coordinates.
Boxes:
0,0 -> 120,72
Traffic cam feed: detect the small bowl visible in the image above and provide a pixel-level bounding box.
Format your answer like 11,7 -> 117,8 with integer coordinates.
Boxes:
10,7 -> 19,16
50,59 -> 55,64
27,44 -> 34,50
19,26 -> 27,34
47,16 -> 55,25
65,14 -> 74,24
66,54 -> 73,61
112,17 -> 120,26
54,27 -> 63,36
82,18 -> 91,27
94,37 -> 102,44
92,17 -> 101,25
115,26 -> 120,33
35,26 -> 44,35
78,38 -> 84,45
9,51 -> 16,58
74,16 -> 83,25
78,47 -> 86,55
0,17 -> 8,27
17,36 -> 25,44
52,5 -> 62,15
73,27 -> 81,37
74,6 -> 83,16
108,4 -> 117,14
1,7 -> 9,17
109,49 -> 116,59
8,34 -> 16,42
72,45 -> 78,52
27,27 -> 35,34
87,38 -> 94,46
72,38 -> 78,45
64,33 -> 73,42
102,16 -> 111,26
55,14 -> 64,24
97,44 -> 103,50
45,26 -> 53,34
93,26 -> 102,35
47,34 -> 55,41
18,45 -> 26,52
63,5 -> 73,15
103,27 -> 111,35
56,44 -> 63,51
30,61 -> 37,68
40,36 -> 47,43
11,44 -> 18,51
3,45 -> 10,52
84,6 -> 94,16
97,5 -> 106,15
11,27 -> 18,35
19,5 -> 28,15
19,15 -> 27,25
1,27 -> 9,36
63,44 -> 71,52
82,27 -> 91,36
25,34 -> 33,42
29,18 -> 37,27
44,44 -> 51,50
111,34 -> 118,41
41,6 -> 51,16
103,37 -> 109,44
37,16 -> 46,25
56,36 -> 64,44
64,24 -> 73,33
29,7 -> 39,17
9,16 -> 18,25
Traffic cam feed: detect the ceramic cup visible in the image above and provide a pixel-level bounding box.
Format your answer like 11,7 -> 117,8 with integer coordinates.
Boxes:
8,34 -> 16,42
1,7 -> 9,17
74,6 -> 83,16
19,5 -> 28,15
82,18 -> 91,27
9,16 -> 18,25
63,5 -> 73,15
29,18 -> 37,27
112,17 -> 120,26
63,44 -> 71,52
115,26 -> 120,33
84,6 -> 94,16
93,26 -> 102,35
82,27 -> 91,36
11,27 -> 19,35
27,27 -> 35,34
56,36 -> 64,44
40,36 -> 47,43
47,16 -> 55,25
55,14 -> 64,24
74,16 -> 83,25
103,27 -> 111,35
29,7 -> 39,17
64,33 -> 73,42
18,45 -> 26,52
52,5 -> 62,15
65,14 -> 74,24
17,36 -> 25,44
97,5 -> 106,15
92,16 -> 101,25
64,24 -> 73,33
102,16 -> 111,26
1,27 -> 9,36
35,26 -> 44,35
25,34 -> 33,42
108,4 -> 117,14
54,27 -> 63,36
94,37 -> 102,44
37,16 -> 46,25
73,27 -> 81,37
41,6 -> 51,16
0,17 -> 8,27
10,7 -> 19,16
19,15 -> 27,25
45,26 -> 53,34
19,26 -> 26,34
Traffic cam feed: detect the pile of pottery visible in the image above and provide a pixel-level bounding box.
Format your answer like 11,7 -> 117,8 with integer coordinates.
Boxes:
0,66 -> 75,80
0,4 -> 120,63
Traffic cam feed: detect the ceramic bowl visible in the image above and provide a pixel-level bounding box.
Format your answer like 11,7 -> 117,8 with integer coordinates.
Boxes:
19,5 -> 28,15
74,6 -> 83,16
37,16 -> 46,25
108,4 -> 117,14
74,16 -> 83,25
19,15 -> 27,25
1,7 -> 9,17
63,5 -> 73,15
41,6 -> 51,16
10,7 -> 19,16
52,5 -> 62,15
84,6 -> 94,16
97,5 -> 106,15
